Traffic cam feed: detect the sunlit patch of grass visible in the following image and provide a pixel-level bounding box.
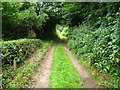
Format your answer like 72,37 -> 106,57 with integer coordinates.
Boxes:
50,44 -> 83,88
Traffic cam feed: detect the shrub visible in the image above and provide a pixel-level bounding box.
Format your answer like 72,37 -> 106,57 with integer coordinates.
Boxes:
2,40 -> 53,88
1,39 -> 42,66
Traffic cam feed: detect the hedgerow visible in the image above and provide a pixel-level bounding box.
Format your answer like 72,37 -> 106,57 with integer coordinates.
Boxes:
1,39 -> 42,66
67,24 -> 120,88
2,40 -> 53,88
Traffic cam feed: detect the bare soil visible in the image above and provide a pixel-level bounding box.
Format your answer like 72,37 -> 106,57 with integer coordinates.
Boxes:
33,43 -> 57,88
63,44 -> 101,88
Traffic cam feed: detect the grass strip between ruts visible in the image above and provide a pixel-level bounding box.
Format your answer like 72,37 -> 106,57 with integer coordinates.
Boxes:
50,44 -> 83,88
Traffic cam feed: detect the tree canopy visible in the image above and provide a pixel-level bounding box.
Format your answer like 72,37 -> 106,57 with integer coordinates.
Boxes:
2,2 -> 120,40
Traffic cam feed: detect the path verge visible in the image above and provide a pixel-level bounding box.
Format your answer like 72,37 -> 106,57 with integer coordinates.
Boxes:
63,44 -> 100,88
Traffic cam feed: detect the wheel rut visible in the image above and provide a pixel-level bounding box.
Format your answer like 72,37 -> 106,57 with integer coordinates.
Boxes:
34,43 -> 57,88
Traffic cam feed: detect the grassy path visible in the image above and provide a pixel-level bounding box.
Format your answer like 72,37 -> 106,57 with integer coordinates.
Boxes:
32,42 -> 100,88
49,44 -> 83,88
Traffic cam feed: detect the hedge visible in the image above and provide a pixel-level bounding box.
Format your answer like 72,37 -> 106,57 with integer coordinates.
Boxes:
2,40 -> 53,88
1,39 -> 42,66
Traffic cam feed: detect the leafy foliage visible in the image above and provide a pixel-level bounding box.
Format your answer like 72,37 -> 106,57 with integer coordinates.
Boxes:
2,39 -> 42,88
67,24 -> 120,88
2,2 -> 49,40
1,39 -> 42,65
56,25 -> 69,40
2,40 -> 53,88
2,2 -> 120,88
66,2 -> 120,88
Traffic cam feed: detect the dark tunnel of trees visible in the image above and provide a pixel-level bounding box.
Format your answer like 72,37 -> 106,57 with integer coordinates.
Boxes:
2,2 -> 120,41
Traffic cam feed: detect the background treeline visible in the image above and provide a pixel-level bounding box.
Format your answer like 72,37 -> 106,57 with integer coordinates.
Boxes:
2,2 -> 46,40
2,2 -> 62,40
2,2 -> 120,40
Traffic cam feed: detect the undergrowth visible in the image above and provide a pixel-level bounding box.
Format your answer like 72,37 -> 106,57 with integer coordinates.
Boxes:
67,24 -> 120,88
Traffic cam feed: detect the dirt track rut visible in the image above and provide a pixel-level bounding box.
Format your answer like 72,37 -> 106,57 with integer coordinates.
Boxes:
34,43 -> 57,88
